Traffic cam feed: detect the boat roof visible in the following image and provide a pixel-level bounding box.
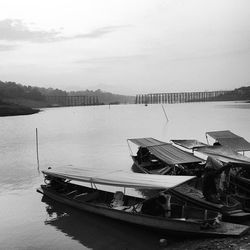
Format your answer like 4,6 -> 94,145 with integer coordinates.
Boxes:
195,145 -> 250,166
128,137 -> 166,147
42,166 -> 195,189
128,138 -> 203,164
206,130 -> 250,152
171,139 -> 208,150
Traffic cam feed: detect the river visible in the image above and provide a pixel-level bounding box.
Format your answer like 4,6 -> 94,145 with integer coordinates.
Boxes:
0,102 -> 250,250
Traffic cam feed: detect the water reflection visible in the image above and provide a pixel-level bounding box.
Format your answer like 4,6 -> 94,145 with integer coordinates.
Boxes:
41,196 -> 163,250
1,102 -> 250,249
217,103 -> 250,109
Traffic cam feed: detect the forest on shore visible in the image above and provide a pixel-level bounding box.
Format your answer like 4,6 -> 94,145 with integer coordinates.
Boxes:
0,80 -> 135,106
0,80 -> 250,116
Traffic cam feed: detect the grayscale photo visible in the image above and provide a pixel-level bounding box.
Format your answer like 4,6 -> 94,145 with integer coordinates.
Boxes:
0,0 -> 250,249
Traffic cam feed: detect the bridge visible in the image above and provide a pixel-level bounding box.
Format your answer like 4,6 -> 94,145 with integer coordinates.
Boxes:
135,90 -> 231,104
45,95 -> 100,106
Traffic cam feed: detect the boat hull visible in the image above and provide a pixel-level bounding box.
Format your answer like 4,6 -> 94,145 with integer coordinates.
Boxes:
38,187 -> 249,237
131,156 -> 250,221
169,187 -> 250,222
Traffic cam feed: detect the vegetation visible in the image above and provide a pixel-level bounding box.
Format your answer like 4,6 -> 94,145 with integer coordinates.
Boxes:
0,80 -> 135,107
0,80 -> 135,115
68,89 -> 135,104
0,100 -> 39,116
213,86 -> 250,101
0,80 -> 249,117
0,81 -> 45,101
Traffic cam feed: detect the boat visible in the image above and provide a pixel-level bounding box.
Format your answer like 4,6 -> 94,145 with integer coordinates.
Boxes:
172,131 -> 250,213
205,130 -> 250,154
41,195 -> 171,250
37,166 -> 249,236
201,131 -> 250,212
128,137 -> 250,221
127,138 -> 205,176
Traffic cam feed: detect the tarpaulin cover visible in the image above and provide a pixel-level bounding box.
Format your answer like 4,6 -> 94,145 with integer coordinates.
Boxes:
42,166 -> 195,189
128,138 -> 166,147
195,145 -> 250,166
171,139 -> 208,150
206,130 -> 250,152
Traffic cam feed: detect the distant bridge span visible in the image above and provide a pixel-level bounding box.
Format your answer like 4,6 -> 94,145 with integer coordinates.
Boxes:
135,90 -> 231,104
45,95 -> 99,106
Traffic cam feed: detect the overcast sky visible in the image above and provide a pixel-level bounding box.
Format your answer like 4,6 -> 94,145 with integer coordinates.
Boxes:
0,0 -> 249,95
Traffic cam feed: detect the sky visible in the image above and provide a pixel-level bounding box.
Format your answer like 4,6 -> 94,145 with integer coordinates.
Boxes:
0,0 -> 249,95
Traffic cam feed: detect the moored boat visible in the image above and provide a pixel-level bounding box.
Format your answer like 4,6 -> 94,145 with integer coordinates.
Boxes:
127,138 -> 204,175
172,131 -> 250,214
37,166 -> 249,237
128,137 -> 250,221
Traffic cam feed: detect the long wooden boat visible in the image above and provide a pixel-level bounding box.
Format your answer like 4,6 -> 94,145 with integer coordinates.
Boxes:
127,138 -> 205,176
37,166 -> 249,237
203,130 -> 250,212
172,131 -> 250,214
205,130 -> 250,154
128,137 -> 250,221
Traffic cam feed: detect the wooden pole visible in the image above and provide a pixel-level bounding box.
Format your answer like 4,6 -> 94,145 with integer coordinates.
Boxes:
36,128 -> 40,172
161,104 -> 169,122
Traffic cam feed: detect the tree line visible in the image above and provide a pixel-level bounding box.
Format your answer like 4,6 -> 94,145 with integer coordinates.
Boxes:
0,81 -> 135,104
1,80 -> 249,104
214,86 -> 250,101
0,81 -> 45,101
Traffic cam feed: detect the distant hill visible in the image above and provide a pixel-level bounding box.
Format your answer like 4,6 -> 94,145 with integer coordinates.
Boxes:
213,86 -> 250,101
68,89 -> 135,104
0,100 -> 39,116
0,80 -> 135,108
0,81 -> 45,102
1,80 -> 249,111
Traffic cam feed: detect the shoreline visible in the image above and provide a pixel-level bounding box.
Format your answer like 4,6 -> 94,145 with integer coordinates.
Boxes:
0,103 -> 40,117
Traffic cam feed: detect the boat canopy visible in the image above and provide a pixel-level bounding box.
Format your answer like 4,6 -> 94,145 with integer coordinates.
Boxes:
195,145 -> 250,166
128,138 -> 202,165
42,166 -> 195,189
171,139 -> 208,150
206,130 -> 250,152
147,144 -> 202,165
128,138 -> 166,147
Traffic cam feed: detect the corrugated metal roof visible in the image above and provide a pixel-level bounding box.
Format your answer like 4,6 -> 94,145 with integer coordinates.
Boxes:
206,130 -> 240,139
206,130 -> 250,152
42,166 -> 195,189
128,138 -> 166,147
171,139 -> 208,150
195,145 -> 250,165
213,138 -> 250,152
147,143 -> 202,165
128,138 -> 203,164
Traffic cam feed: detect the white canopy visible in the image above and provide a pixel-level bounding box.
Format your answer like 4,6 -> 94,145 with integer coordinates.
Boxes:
42,166 -> 195,189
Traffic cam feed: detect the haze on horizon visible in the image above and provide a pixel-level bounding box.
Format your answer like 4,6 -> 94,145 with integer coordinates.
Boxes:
0,0 -> 249,95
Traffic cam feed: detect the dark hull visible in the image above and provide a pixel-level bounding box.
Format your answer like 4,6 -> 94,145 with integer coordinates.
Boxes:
169,187 -> 250,223
131,157 -> 250,221
230,174 -> 250,212
38,186 -> 249,237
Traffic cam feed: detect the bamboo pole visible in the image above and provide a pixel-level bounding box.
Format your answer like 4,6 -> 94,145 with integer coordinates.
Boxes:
36,128 -> 40,172
161,104 -> 169,122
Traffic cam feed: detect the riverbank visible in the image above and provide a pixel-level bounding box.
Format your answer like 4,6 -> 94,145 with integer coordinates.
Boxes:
166,231 -> 250,250
0,102 -> 40,116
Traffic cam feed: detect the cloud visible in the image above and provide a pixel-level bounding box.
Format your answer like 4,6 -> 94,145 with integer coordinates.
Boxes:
0,44 -> 16,51
72,25 -> 130,39
0,19 -> 129,43
0,19 -> 59,42
76,54 -> 148,65
171,48 -> 250,62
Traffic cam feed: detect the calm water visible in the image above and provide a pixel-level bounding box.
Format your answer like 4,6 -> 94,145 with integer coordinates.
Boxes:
0,102 -> 250,250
